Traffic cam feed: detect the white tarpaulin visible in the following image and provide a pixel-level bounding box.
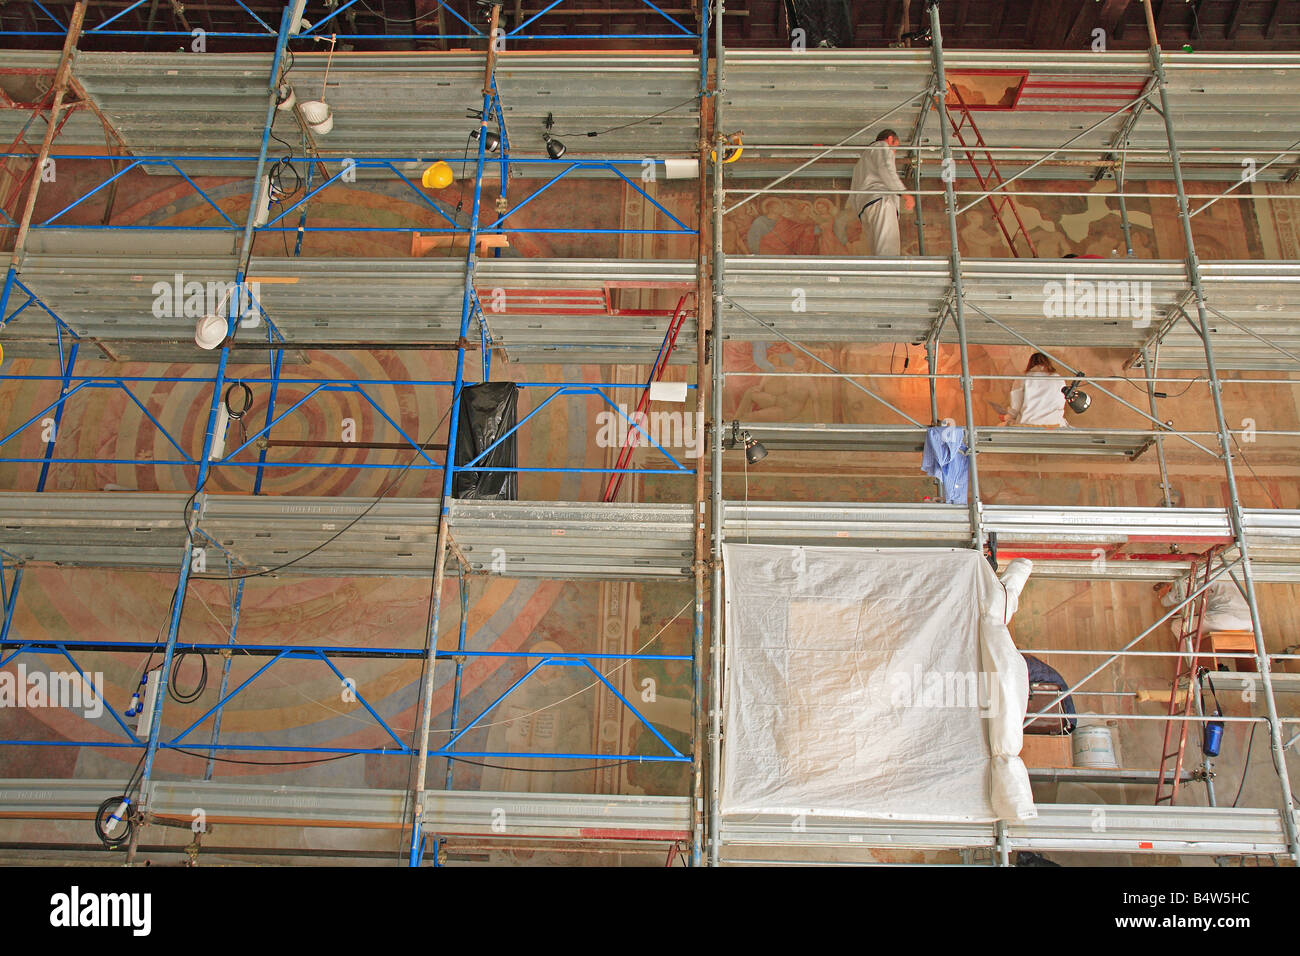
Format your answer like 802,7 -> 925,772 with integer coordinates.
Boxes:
721,544 -> 1036,823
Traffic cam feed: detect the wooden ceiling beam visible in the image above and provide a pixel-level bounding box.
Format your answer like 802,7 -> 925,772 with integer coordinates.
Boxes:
1227,0 -> 1250,37
1265,0 -> 1287,37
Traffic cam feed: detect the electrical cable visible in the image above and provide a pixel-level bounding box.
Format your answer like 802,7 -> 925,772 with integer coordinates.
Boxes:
143,398 -> 453,775
94,751 -> 146,848
1229,431 -> 1284,509
1232,721 -> 1258,808
94,795 -> 134,848
448,131 -> 475,257
396,550 -> 442,860
401,597 -> 695,838
167,648 -> 208,704
133,583 -> 182,689
184,586 -> 694,738
267,130 -> 303,201
223,382 -> 254,420
549,96 -> 700,139
266,127 -> 303,259
1121,369 -> 1204,400
225,380 -> 254,450
353,0 -> 442,25
269,45 -> 304,257
171,747 -> 360,767
449,757 -> 644,773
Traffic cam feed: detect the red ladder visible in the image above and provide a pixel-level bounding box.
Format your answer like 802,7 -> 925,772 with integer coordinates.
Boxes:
601,293 -> 693,503
943,82 -> 1038,258
1153,553 -> 1216,806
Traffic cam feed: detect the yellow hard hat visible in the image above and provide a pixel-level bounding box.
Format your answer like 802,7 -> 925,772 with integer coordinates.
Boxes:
422,161 -> 454,190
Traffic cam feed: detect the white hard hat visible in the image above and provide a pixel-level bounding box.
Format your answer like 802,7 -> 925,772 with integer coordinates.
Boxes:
195,313 -> 228,350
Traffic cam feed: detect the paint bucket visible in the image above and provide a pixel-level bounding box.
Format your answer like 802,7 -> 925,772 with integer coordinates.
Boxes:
1071,724 -> 1118,769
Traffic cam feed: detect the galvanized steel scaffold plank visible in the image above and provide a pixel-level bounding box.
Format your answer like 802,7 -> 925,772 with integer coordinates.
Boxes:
717,257 -> 1300,369
6,255 -> 701,364
0,778 -> 692,841
1,778 -> 1287,859
2,50 -> 703,159
718,804 -> 1289,857
720,501 -> 1300,550
67,51 -> 704,158
0,493 -> 696,578
720,49 -> 1300,176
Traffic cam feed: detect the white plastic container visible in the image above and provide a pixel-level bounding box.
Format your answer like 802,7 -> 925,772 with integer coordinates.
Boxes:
300,100 -> 333,135
1072,724 -> 1119,769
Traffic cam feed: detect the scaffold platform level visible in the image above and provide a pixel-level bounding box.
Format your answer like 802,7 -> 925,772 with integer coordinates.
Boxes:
720,502 -> 1300,581
0,493 -> 696,580
722,51 -> 1300,177
719,258 -> 1300,368
0,779 -> 691,840
3,778 -> 1280,857
718,805 -> 1289,857
8,255 -> 699,365
446,499 -> 695,579
2,51 -> 703,159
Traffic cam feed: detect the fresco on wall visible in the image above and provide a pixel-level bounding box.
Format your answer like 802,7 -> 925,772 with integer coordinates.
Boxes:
1,161 -> 1296,801
0,169 -> 693,795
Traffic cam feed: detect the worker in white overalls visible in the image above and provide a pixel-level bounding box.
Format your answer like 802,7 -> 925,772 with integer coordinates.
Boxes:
1003,352 -> 1071,427
849,128 -> 914,256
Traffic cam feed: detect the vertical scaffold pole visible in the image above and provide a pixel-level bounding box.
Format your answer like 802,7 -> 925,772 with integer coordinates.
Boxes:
1141,0 -> 1298,860
690,15 -> 712,864
929,3 -> 984,550
444,579 -> 469,789
204,576 -> 244,781
1141,345 -> 1174,509
137,6 -> 294,809
408,5 -> 501,866
707,0 -> 726,868
37,340 -> 78,491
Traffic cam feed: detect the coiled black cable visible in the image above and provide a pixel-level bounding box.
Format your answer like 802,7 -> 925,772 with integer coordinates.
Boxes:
94,795 -> 134,848
94,751 -> 145,848
223,382 -> 253,420
167,648 -> 208,705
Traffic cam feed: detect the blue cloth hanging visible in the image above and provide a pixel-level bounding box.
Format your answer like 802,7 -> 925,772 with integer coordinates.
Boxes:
922,424 -> 969,504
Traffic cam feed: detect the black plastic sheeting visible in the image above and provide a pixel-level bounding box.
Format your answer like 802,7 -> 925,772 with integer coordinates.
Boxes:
786,0 -> 854,48
452,382 -> 518,501
1023,653 -> 1078,733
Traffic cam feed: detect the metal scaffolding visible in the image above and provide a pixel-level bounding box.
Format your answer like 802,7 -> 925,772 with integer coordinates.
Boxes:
704,1 -> 1300,864
0,0 -> 1299,866
0,0 -> 711,866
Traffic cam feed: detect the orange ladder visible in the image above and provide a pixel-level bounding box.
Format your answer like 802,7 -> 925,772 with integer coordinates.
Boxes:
943,82 -> 1038,258
601,293 -> 692,503
1153,553 -> 1216,805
